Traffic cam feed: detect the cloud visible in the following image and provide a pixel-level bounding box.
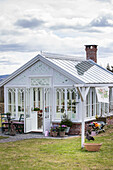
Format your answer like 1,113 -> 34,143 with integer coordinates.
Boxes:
99,43 -> 113,54
50,23 -> 102,34
49,14 -> 113,35
15,18 -> 45,29
0,30 -> 22,36
0,56 -> 20,65
0,0 -> 113,74
90,15 -> 113,27
95,0 -> 111,3
0,43 -> 29,52
0,60 -> 19,65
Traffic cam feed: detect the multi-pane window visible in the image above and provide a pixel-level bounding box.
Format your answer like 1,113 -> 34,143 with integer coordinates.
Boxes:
67,89 -> 77,120
33,88 -> 41,109
86,88 -> 109,118
18,89 -> 24,117
86,91 -> 90,117
109,88 -> 113,113
44,88 -> 50,119
56,89 -> 65,119
92,88 -> 96,116
55,88 -> 78,120
7,88 -> 25,118
8,88 -> 16,118
33,88 -> 50,119
86,88 -> 96,118
96,96 -> 100,116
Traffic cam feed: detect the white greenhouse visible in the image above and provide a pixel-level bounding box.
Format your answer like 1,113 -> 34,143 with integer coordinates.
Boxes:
0,45 -> 113,136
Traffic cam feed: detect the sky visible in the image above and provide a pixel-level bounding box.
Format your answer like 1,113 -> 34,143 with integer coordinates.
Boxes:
1,0 -> 113,75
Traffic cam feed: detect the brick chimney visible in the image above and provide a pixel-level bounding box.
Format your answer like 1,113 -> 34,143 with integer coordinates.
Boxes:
85,45 -> 98,63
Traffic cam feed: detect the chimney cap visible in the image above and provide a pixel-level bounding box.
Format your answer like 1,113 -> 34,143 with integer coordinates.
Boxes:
84,45 -> 98,47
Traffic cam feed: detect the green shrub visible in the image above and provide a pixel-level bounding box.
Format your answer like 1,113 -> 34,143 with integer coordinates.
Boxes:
60,114 -> 73,127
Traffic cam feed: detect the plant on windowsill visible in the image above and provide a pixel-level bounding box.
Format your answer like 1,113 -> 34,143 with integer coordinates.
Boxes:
34,107 -> 40,111
33,107 -> 43,117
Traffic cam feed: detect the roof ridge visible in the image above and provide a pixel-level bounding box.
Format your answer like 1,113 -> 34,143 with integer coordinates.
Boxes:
41,52 -> 85,61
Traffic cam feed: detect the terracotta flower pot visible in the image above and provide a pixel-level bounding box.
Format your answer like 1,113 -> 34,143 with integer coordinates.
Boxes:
50,130 -> 53,136
59,131 -> 65,137
52,132 -> 58,137
84,143 -> 102,152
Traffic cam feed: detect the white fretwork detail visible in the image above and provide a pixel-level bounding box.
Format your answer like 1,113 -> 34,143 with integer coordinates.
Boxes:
8,88 -> 16,93
31,78 -> 50,86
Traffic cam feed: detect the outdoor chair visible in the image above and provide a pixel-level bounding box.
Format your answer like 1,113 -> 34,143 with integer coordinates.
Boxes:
19,114 -> 24,122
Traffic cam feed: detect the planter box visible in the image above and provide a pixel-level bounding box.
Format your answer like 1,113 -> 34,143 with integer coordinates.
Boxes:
84,143 -> 102,152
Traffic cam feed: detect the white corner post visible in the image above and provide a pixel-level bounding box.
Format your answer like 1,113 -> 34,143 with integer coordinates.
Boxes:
81,87 -> 85,148
76,86 -> 89,148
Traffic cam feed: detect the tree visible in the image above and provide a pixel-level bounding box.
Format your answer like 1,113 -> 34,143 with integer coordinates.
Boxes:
106,63 -> 113,73
106,63 -> 111,71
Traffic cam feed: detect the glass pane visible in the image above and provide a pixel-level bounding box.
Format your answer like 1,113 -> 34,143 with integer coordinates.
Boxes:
8,105 -> 11,112
86,91 -> 90,117
8,92 -> 11,104
92,90 -> 94,116
18,89 -> 24,113
61,90 -> 65,106
105,103 -> 108,114
101,103 -> 105,116
8,88 -> 16,117
57,92 -> 59,105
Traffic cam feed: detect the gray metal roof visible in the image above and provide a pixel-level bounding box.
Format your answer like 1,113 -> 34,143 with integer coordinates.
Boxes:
44,54 -> 113,84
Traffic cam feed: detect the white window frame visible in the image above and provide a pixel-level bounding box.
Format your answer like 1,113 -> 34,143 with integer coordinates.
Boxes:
54,88 -> 78,121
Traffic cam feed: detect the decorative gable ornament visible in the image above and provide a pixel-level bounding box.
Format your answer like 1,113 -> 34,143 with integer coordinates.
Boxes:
31,78 -> 50,87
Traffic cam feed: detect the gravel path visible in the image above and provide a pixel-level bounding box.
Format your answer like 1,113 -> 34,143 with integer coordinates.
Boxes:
0,132 -> 78,143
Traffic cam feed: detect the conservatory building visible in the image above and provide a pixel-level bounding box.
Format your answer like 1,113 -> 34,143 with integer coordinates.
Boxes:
1,49 -> 113,134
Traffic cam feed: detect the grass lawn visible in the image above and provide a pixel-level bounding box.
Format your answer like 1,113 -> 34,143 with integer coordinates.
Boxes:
0,136 -> 9,140
0,125 -> 113,170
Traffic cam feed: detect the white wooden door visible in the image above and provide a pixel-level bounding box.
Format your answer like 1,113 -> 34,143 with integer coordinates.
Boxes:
25,87 -> 51,133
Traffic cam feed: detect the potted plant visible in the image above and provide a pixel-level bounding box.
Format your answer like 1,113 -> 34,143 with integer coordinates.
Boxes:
50,125 -> 58,137
58,125 -> 67,137
60,114 -> 73,134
